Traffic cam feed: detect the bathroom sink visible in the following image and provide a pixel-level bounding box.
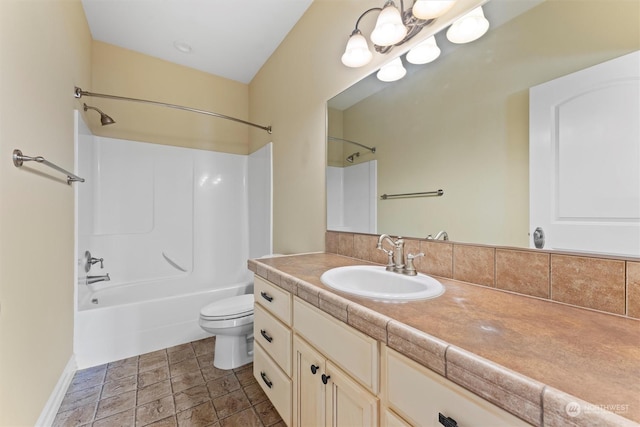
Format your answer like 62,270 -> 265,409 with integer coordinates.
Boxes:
320,266 -> 444,302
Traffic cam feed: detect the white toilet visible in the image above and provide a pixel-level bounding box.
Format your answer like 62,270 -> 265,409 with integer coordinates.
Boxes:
199,293 -> 254,370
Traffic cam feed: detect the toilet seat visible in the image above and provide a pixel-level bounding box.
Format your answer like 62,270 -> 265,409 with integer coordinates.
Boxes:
200,294 -> 254,321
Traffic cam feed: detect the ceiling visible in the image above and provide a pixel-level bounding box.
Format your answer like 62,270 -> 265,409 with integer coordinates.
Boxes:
81,0 -> 314,84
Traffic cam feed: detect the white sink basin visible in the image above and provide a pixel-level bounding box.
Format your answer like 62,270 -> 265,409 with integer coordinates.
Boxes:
320,265 -> 444,303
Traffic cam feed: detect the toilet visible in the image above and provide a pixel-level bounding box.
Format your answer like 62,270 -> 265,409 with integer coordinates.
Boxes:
199,293 -> 255,370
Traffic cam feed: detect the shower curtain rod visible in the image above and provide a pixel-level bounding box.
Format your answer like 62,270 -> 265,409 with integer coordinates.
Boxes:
74,87 -> 272,134
327,136 -> 376,153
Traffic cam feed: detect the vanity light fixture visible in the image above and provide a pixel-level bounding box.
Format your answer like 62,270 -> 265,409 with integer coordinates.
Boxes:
412,0 -> 456,19
446,6 -> 490,44
406,35 -> 441,64
377,57 -> 407,82
370,2 -> 408,46
344,2 -> 490,82
341,0 -> 456,68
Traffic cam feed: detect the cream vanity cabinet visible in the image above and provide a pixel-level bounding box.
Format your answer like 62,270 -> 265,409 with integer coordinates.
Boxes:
293,298 -> 379,427
253,272 -> 531,427
382,347 -> 531,427
253,275 -> 293,426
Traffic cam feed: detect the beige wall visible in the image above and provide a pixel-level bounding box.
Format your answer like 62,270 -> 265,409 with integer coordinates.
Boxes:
90,41 -> 250,154
340,0 -> 640,247
249,0 -> 485,254
0,0 -> 92,425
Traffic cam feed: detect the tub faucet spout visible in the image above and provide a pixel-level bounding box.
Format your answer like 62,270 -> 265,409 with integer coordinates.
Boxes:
87,273 -> 110,285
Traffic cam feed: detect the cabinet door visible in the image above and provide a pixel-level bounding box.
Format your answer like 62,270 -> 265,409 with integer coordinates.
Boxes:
293,336 -> 326,427
383,409 -> 411,427
326,361 -> 378,427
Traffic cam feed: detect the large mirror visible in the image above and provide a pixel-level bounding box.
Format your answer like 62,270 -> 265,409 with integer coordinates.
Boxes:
327,0 -> 639,256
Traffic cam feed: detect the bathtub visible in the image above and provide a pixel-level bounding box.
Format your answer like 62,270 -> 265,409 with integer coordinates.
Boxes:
74,278 -> 253,369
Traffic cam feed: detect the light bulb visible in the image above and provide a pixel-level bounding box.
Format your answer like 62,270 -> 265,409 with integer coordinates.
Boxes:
341,31 -> 373,67
406,36 -> 441,64
371,2 -> 407,46
412,0 -> 456,20
446,6 -> 490,44
377,57 -> 407,82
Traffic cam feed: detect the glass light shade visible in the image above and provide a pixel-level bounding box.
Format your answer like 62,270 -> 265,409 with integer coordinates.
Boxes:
370,3 -> 407,46
341,32 -> 373,67
406,36 -> 441,64
446,6 -> 490,44
412,0 -> 456,20
377,57 -> 407,82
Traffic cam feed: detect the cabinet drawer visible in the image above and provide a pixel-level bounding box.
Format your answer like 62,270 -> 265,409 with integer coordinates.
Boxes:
293,297 -> 378,394
254,275 -> 292,326
254,303 -> 292,376
254,343 -> 292,426
385,347 -> 530,427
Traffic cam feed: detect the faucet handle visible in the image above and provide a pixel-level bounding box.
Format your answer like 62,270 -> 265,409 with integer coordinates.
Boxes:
378,248 -> 395,271
404,252 -> 424,276
90,257 -> 104,269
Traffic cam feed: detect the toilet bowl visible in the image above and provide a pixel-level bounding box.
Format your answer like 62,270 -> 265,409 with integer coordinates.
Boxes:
199,293 -> 254,370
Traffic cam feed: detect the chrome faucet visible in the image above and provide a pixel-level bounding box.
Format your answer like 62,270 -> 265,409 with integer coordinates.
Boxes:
426,231 -> 449,241
87,273 -> 110,285
404,252 -> 424,276
376,234 -> 405,272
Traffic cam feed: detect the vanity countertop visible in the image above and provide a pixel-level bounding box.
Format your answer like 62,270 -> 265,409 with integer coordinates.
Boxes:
249,252 -> 640,426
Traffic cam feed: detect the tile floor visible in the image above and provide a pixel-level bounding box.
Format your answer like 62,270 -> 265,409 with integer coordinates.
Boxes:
53,337 -> 283,427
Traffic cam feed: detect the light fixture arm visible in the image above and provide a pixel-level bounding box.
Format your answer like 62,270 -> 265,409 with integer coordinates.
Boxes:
353,7 -> 383,32
74,87 -> 272,134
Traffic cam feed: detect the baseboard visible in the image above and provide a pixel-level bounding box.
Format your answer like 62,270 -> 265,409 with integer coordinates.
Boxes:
35,354 -> 77,426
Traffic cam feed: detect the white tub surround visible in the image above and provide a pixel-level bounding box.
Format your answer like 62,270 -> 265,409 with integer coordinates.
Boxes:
75,120 -> 272,368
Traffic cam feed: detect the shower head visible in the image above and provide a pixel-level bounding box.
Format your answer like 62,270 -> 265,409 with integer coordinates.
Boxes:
83,103 -> 115,126
346,152 -> 360,163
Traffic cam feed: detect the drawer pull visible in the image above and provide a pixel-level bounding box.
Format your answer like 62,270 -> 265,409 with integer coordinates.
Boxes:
260,371 -> 273,389
321,374 -> 331,385
438,413 -> 458,427
310,364 -> 319,374
260,291 -> 274,302
260,329 -> 273,343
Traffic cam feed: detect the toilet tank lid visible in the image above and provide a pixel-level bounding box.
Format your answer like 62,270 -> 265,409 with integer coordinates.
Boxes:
201,294 -> 254,318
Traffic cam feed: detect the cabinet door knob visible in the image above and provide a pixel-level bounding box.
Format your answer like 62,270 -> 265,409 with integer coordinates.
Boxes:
260,329 -> 273,343
438,413 -> 458,427
260,291 -> 274,302
321,374 -> 331,385
310,364 -> 319,374
260,371 -> 273,389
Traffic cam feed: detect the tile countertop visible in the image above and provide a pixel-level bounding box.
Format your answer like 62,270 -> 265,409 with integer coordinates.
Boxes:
248,253 -> 640,427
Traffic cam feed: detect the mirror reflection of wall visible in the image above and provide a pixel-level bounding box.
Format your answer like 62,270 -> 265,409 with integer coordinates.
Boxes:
327,0 -> 640,250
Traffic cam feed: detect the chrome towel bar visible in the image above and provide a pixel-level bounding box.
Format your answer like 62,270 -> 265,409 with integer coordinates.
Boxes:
13,149 -> 85,185
380,189 -> 443,200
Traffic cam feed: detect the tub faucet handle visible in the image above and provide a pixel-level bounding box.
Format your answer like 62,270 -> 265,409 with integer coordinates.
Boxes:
90,257 -> 104,269
84,250 -> 104,272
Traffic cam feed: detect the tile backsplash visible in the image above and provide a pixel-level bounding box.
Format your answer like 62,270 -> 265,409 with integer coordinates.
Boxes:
326,231 -> 640,320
